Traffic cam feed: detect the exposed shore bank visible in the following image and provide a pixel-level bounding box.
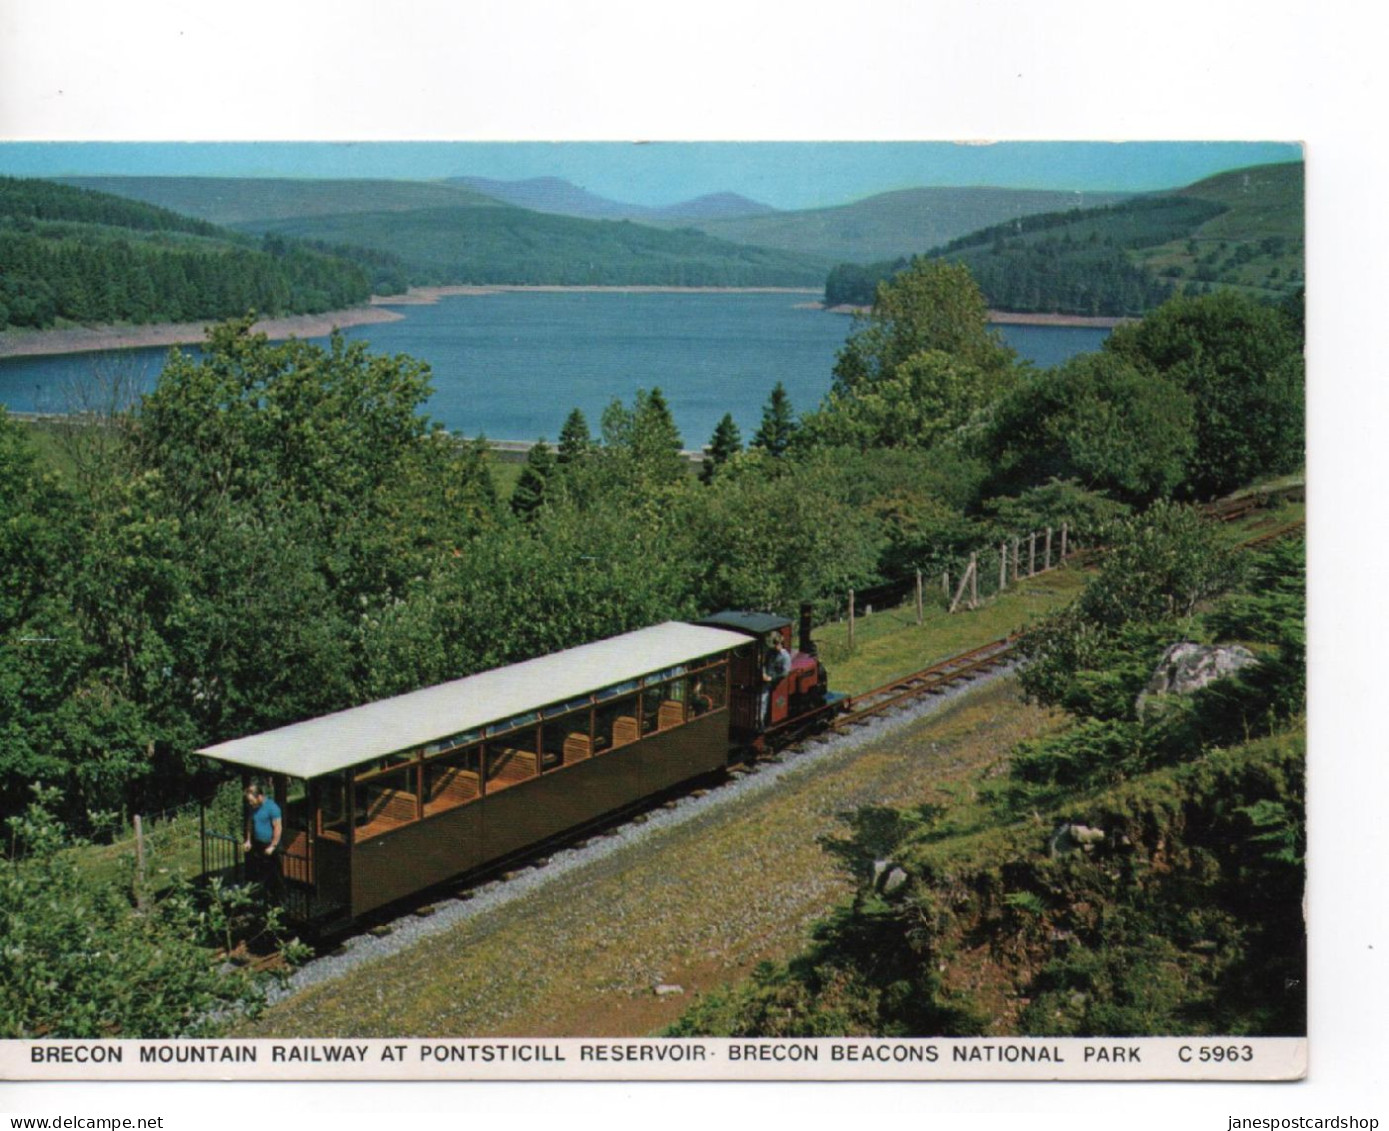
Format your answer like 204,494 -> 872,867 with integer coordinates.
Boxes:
817,301 -> 1127,328
372,284 -> 822,305
0,306 -> 405,360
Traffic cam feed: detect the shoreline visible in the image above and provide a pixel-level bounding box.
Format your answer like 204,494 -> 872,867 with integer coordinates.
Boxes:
817,302 -> 1127,328
0,306 -> 405,360
0,289 -> 1123,361
372,284 -> 822,305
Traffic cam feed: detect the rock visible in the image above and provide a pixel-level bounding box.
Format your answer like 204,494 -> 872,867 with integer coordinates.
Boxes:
415,903 -> 437,917
654,983 -> 685,997
872,858 -> 911,896
369,924 -> 394,937
1137,642 -> 1259,713
1049,823 -> 1107,856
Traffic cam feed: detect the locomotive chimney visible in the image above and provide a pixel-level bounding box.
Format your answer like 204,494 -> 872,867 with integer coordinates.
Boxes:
798,602 -> 816,656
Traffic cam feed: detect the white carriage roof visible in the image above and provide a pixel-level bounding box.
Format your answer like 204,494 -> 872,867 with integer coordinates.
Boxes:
196,621 -> 749,778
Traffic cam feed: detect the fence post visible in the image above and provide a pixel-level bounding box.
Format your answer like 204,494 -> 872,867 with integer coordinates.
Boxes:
942,569 -> 950,602
1012,538 -> 1021,583
848,588 -> 856,651
1029,532 -> 1037,577
999,543 -> 1007,592
970,552 -> 979,609
949,559 -> 974,613
134,814 -> 148,913
915,570 -> 924,625
1045,526 -> 1053,571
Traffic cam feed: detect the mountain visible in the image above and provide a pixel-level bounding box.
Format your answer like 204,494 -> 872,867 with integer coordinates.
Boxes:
824,161 -> 1305,316
450,176 -> 776,223
648,193 -> 777,223
54,176 -> 502,227
245,204 -> 832,288
1133,161 -> 1304,294
449,176 -> 637,219
0,177 -> 376,331
668,186 -> 1136,264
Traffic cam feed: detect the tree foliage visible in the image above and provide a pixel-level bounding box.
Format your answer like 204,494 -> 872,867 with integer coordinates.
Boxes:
806,259 -> 1019,451
0,787 -> 275,1037
981,352 -> 1196,503
701,412 -> 743,483
750,382 -> 799,457
1103,291 -> 1304,496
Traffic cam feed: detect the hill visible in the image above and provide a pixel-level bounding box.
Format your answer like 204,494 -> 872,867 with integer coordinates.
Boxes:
450,176 -> 777,223
0,177 -> 375,331
1133,161 -> 1304,297
671,186 -> 1134,264
243,204 -> 833,287
54,176 -> 502,227
825,162 -> 1304,316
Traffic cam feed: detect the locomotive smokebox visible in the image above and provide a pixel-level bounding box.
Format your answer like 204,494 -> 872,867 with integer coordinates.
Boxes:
799,602 -> 816,657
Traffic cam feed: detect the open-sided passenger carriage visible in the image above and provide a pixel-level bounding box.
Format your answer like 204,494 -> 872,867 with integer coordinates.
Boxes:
197,621 -> 753,932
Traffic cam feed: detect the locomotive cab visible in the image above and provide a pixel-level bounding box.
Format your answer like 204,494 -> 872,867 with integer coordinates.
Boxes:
692,606 -> 831,743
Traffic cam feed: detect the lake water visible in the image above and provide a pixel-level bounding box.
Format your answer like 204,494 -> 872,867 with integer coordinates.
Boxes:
0,293 -> 1110,446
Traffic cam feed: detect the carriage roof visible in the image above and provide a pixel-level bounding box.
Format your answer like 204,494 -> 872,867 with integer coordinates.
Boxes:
196,621 -> 749,779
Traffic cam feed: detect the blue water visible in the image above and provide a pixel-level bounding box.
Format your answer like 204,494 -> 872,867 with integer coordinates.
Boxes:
0,293 -> 1109,446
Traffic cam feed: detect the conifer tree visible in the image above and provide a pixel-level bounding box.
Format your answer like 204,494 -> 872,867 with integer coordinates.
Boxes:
701,412 -> 743,483
751,381 -> 798,457
510,439 -> 556,521
557,407 -> 593,467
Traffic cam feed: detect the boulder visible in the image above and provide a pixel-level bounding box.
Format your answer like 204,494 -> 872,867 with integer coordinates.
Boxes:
1137,642 -> 1259,713
654,984 -> 685,997
1049,823 -> 1106,857
872,859 -> 911,897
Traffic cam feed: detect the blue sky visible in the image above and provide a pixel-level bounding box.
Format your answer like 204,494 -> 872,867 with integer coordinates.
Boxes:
0,141 -> 1300,211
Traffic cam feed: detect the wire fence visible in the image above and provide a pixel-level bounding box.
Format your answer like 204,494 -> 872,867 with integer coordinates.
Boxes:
826,522 -> 1080,648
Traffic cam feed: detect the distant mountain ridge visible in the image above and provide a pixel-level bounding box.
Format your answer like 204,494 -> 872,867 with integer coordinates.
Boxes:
54,176 -> 502,226
674,185 -> 1137,264
449,175 -> 777,223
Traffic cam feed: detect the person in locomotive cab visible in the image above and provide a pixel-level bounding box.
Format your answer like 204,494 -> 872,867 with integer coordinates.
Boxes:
760,631 -> 793,725
242,782 -> 284,904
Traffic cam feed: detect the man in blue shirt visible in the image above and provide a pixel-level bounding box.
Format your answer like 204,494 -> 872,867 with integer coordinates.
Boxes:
242,783 -> 284,903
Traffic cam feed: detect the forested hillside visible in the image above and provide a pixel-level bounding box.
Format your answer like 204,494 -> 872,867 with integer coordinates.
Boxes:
681,186 -> 1134,265
824,162 -> 1303,317
245,204 -> 833,287
55,175 -> 503,226
0,178 -> 375,331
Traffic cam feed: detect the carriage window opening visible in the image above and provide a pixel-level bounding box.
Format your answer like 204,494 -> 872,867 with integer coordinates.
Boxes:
687,661 -> 728,714
485,725 -> 540,793
353,765 -> 418,839
541,709 -> 594,770
424,729 -> 481,757
487,711 -> 538,738
355,750 -> 420,782
316,772 -> 349,840
543,695 -> 593,719
641,665 -> 687,687
594,693 -> 640,752
595,679 -> 638,702
424,745 -> 483,815
642,680 -> 685,733
282,776 -> 311,832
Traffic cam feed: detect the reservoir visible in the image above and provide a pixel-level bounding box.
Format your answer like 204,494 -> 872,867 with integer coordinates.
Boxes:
0,292 -> 1110,445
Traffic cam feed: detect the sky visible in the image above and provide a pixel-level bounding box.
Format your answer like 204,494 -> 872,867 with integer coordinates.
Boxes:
0,140 -> 1301,211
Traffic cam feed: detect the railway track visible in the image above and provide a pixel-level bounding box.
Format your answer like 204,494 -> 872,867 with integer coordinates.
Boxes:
280,503 -> 1305,955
